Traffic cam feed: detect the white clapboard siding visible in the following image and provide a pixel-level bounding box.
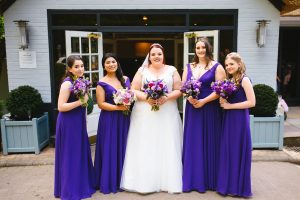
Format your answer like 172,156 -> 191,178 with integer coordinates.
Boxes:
4,0 -> 279,103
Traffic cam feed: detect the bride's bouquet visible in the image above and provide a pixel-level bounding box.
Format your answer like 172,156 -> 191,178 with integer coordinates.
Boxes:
180,78 -> 202,99
69,76 -> 92,107
113,88 -> 136,115
143,79 -> 168,111
211,79 -> 237,99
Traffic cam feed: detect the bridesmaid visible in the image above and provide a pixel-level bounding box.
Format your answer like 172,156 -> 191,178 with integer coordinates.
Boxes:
94,53 -> 131,194
54,55 -> 96,199
217,52 -> 255,197
182,37 -> 226,192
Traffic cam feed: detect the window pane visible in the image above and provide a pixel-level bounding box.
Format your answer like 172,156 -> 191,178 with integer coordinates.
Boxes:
188,38 -> 196,53
71,37 -> 80,53
188,55 -> 194,63
91,55 -> 99,71
81,37 -> 89,53
91,37 -> 98,53
100,14 -> 185,26
82,56 -> 90,71
190,14 -> 234,26
52,14 -> 97,26
91,73 -> 99,87
84,73 -> 90,82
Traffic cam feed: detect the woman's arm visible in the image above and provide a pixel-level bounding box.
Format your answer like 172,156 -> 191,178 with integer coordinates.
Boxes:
96,85 -> 128,111
131,68 -> 148,101
57,81 -> 85,112
158,69 -> 182,105
221,77 -> 256,109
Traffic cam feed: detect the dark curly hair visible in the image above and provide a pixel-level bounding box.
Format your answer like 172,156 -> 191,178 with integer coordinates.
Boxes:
102,53 -> 126,88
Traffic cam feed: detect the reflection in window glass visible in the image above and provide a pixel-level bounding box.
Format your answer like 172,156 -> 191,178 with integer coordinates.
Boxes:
81,38 -> 89,53
52,14 -> 97,26
91,55 -> 99,70
71,37 -> 80,53
82,56 -> 90,71
91,38 -> 98,53
190,14 -> 234,26
100,14 -> 185,26
92,73 -> 99,87
84,73 -> 90,82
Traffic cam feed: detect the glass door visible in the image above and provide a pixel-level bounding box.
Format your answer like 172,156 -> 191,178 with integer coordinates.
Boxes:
65,30 -> 103,137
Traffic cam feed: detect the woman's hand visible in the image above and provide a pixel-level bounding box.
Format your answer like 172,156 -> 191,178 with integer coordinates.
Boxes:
116,105 -> 129,111
193,99 -> 205,108
220,98 -> 231,109
187,96 -> 197,105
219,97 -> 227,104
157,96 -> 168,105
80,94 -> 89,105
147,98 -> 157,106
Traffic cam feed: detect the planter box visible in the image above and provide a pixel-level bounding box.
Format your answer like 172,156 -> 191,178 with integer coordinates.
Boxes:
1,112 -> 50,155
250,115 -> 284,150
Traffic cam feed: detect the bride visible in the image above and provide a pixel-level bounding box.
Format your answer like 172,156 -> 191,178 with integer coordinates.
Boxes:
120,43 -> 183,193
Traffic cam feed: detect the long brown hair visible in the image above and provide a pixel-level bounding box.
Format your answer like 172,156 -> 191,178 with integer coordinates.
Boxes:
63,55 -> 82,80
225,52 -> 246,83
192,37 -> 213,69
102,53 -> 126,88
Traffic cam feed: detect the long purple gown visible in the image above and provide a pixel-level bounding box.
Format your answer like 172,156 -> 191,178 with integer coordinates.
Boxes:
94,78 -> 131,194
217,76 -> 252,197
183,63 -> 223,192
54,77 -> 96,200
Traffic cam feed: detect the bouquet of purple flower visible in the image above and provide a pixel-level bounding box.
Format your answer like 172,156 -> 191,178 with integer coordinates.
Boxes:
180,78 -> 202,99
143,79 -> 168,111
211,79 -> 238,99
113,88 -> 136,115
69,77 -> 92,107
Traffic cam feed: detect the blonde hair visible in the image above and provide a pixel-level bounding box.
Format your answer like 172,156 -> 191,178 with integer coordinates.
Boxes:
225,52 -> 246,82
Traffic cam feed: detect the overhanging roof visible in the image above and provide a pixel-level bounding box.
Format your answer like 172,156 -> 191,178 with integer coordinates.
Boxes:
0,0 -> 285,15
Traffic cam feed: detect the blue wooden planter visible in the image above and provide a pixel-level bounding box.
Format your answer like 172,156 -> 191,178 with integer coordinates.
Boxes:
1,112 -> 50,155
250,115 -> 284,150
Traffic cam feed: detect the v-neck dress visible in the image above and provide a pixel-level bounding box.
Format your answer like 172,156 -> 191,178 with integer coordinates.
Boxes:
182,62 -> 223,192
94,78 -> 131,194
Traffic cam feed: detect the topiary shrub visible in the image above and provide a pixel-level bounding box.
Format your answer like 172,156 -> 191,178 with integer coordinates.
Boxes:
0,100 -> 5,118
6,85 -> 43,120
250,84 -> 278,117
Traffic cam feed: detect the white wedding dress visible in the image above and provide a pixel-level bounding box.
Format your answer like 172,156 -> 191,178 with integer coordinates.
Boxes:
120,65 -> 183,193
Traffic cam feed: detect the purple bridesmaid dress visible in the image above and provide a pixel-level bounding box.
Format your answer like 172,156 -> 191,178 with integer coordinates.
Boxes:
217,76 -> 252,197
54,77 -> 96,200
94,78 -> 131,194
183,63 -> 223,192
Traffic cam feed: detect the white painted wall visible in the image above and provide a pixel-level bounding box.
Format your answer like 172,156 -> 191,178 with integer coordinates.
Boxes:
4,0 -> 280,103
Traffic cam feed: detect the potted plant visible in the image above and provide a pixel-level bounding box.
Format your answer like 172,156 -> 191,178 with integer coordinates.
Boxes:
0,85 -> 49,155
249,84 -> 284,150
0,100 -> 5,152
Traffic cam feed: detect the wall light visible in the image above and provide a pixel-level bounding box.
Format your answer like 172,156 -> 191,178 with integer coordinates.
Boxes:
14,20 -> 29,49
256,20 -> 270,48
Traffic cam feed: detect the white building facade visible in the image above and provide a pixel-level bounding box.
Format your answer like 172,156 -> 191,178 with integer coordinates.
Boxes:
3,0 -> 281,135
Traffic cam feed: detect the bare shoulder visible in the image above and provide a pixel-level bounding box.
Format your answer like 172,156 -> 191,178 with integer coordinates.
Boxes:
242,76 -> 251,83
61,80 -> 72,88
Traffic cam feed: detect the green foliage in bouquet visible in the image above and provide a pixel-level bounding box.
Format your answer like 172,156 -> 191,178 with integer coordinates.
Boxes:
6,85 -> 43,120
250,84 -> 278,117
87,95 -> 94,115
